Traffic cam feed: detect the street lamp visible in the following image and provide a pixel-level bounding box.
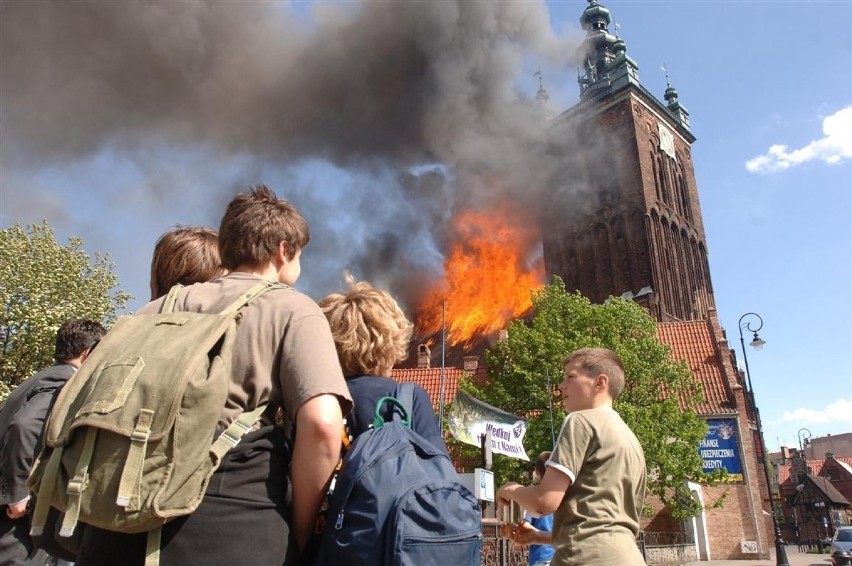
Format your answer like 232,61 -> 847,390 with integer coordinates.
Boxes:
798,428 -> 812,459
738,312 -> 789,566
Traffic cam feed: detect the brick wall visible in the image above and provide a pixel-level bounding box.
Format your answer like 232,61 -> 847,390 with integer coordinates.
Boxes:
544,86 -> 715,323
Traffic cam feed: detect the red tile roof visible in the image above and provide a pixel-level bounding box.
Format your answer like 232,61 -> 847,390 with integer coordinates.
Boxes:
393,319 -> 738,419
390,367 -> 466,408
656,320 -> 738,416
778,457 -> 852,484
390,366 -> 490,408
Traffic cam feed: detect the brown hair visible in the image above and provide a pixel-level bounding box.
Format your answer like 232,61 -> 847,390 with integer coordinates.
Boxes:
562,347 -> 626,399
149,226 -> 225,300
319,273 -> 413,377
534,450 -> 552,479
218,185 -> 309,271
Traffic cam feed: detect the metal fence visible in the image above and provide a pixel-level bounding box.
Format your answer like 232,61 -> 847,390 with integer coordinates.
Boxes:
639,531 -> 697,565
481,527 -> 695,566
481,523 -> 528,566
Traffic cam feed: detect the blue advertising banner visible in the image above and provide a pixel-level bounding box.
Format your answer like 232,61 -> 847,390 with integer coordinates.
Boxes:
700,418 -> 743,481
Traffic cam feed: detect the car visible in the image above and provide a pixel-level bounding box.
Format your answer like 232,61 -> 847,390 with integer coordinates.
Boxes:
831,526 -> 852,565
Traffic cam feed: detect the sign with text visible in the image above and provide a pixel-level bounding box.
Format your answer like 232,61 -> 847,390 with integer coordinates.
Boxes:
448,391 -> 529,461
700,418 -> 743,481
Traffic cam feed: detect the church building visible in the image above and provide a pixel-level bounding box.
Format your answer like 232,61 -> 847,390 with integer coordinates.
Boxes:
395,0 -> 778,561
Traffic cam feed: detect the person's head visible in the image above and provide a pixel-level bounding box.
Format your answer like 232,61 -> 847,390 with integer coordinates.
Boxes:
318,273 -> 413,377
218,185 -> 309,285
54,319 -> 107,365
533,450 -> 552,482
149,226 -> 226,300
558,347 -> 625,412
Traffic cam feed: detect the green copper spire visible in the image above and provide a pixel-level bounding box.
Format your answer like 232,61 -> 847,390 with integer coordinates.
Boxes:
663,66 -> 691,129
577,0 -> 640,100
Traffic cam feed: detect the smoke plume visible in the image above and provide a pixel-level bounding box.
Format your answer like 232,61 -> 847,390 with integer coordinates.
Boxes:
0,0 -> 585,309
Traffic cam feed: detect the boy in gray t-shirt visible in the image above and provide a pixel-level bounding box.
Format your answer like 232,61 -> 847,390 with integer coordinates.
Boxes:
497,348 -> 646,566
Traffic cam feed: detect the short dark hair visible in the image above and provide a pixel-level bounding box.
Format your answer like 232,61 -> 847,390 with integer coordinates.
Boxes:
218,185 -> 310,270
149,226 -> 225,300
54,319 -> 107,362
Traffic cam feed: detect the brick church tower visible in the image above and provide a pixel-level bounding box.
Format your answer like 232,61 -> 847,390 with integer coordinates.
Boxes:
542,0 -> 715,322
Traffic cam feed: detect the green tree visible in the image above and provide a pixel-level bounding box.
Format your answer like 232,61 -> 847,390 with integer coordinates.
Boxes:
0,221 -> 131,400
451,277 -> 725,520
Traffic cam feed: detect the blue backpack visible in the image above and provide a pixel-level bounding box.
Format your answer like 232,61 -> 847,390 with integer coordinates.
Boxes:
314,384 -> 482,566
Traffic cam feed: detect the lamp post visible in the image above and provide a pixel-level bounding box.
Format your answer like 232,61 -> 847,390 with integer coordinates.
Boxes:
797,428 -> 812,459
738,312 -> 789,566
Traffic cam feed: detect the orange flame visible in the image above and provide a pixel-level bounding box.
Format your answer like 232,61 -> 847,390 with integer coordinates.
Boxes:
416,206 -> 545,348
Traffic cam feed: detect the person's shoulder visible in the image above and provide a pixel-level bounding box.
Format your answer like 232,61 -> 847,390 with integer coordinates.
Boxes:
136,297 -> 165,315
573,406 -> 617,421
24,363 -> 74,386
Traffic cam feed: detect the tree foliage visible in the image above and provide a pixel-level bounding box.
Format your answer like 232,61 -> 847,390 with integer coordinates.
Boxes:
452,277 -> 726,520
0,221 -> 131,399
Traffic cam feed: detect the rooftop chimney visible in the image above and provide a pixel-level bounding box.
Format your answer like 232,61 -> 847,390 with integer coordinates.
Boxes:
417,344 -> 431,369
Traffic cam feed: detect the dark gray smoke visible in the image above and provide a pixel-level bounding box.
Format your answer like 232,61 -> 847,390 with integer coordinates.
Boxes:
0,0 -> 585,310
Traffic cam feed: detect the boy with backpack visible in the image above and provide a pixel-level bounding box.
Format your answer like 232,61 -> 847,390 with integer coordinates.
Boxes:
318,272 -> 446,451
314,274 -> 481,565
47,186 -> 352,565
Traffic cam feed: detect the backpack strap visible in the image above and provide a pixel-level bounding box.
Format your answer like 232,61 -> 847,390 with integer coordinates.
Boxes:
218,282 -> 288,316
59,427 -> 99,537
210,404 -> 268,459
29,445 -> 65,536
160,284 -> 185,314
116,409 -> 155,510
161,281 -> 286,317
146,526 -> 162,566
394,382 -> 416,418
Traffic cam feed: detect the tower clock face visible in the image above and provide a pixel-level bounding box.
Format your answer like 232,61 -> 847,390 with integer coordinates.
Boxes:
658,122 -> 676,159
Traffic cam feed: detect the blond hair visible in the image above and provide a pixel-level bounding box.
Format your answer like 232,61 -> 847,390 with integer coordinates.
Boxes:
562,347 -> 626,400
319,273 -> 413,377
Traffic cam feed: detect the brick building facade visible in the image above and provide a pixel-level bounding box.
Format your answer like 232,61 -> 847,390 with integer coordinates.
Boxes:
542,1 -> 713,323
777,452 -> 852,544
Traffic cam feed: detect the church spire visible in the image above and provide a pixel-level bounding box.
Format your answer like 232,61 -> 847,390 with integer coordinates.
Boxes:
577,0 -> 640,100
662,65 -> 691,129
534,68 -> 549,105
533,68 -> 555,121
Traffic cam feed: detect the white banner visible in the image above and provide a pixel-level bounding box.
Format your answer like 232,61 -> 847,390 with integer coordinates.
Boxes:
448,391 -> 529,461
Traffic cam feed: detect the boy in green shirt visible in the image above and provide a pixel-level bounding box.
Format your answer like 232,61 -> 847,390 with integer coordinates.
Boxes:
497,348 -> 646,565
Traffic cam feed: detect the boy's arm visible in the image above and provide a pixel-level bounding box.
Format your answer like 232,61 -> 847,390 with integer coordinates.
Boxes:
290,394 -> 344,552
496,467 -> 570,517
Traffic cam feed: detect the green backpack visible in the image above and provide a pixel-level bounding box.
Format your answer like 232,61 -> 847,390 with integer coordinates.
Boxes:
27,281 -> 286,565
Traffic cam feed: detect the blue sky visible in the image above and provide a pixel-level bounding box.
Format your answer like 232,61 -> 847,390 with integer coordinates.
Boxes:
1,1 -> 849,452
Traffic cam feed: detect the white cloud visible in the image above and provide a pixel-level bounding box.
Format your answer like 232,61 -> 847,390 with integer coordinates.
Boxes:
745,105 -> 852,173
781,398 -> 852,425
